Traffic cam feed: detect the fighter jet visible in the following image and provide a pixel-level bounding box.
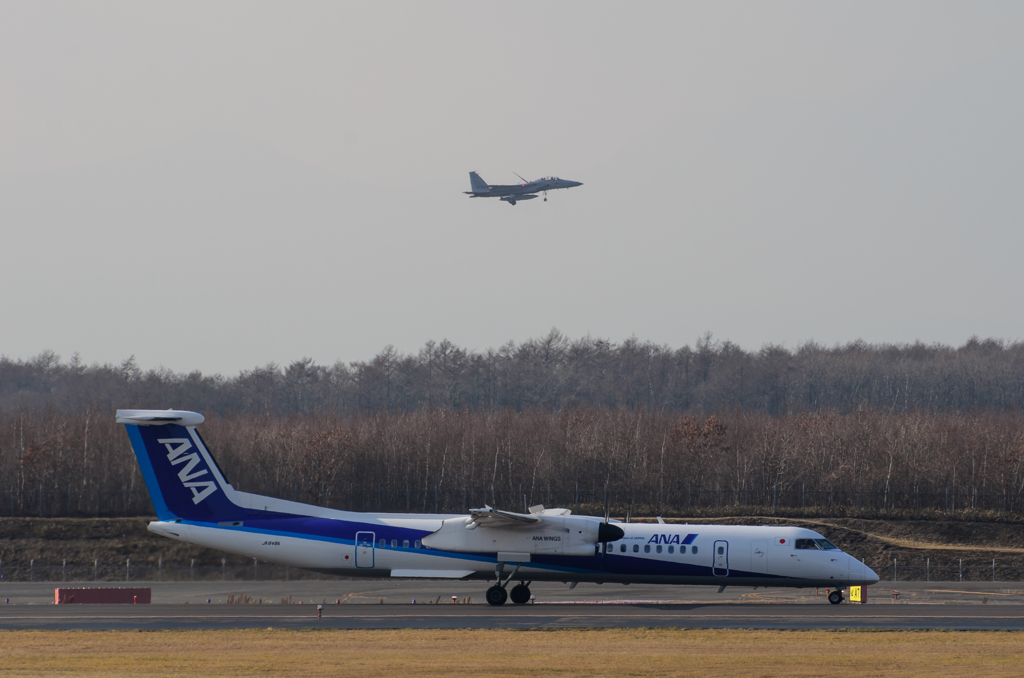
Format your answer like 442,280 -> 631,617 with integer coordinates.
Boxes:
465,172 -> 583,205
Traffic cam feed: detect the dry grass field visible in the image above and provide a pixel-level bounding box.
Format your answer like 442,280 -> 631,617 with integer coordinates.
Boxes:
3,628 -> 1023,677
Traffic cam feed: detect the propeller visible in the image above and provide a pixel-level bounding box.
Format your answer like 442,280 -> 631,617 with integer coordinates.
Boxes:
598,483 -> 624,565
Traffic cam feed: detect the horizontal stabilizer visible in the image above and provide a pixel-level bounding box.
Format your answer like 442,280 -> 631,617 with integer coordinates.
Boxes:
116,409 -> 205,426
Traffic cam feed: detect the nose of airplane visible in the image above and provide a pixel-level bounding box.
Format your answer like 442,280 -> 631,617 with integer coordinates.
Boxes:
847,554 -> 879,584
569,180 -> 583,187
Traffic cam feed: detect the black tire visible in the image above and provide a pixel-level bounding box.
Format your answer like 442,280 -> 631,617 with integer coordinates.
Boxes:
828,590 -> 844,605
509,584 -> 531,605
485,585 -> 508,606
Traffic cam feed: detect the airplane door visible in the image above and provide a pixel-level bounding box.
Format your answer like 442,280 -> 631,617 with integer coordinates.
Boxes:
713,540 -> 729,576
355,531 -> 375,568
750,540 -> 769,575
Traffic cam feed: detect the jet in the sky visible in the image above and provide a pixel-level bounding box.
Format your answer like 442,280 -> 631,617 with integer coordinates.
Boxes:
117,408 -> 879,607
465,172 -> 583,205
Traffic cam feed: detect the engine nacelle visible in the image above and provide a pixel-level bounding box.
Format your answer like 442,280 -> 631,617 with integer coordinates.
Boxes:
422,515 -> 604,556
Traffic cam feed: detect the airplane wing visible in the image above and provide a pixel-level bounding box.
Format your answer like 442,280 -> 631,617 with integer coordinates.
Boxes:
467,505 -> 541,528
465,504 -> 573,529
423,505 -> 605,554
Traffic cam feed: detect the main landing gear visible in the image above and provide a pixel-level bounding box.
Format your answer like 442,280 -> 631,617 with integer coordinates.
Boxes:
486,561 -> 532,605
485,585 -> 508,606
486,582 -> 531,606
828,589 -> 845,605
510,583 -> 532,605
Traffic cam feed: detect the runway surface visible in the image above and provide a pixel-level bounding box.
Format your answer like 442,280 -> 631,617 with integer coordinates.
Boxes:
3,602 -> 1024,631
3,581 -> 1023,630
6,579 -> 1022,606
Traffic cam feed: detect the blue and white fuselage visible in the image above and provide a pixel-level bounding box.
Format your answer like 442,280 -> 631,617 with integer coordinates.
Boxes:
119,409 -> 878,605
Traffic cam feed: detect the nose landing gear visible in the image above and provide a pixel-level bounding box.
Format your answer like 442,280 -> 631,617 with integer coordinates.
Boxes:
827,589 -> 845,605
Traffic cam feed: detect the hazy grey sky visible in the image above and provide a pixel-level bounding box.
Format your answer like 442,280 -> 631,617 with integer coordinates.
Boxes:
2,2 -> 1022,374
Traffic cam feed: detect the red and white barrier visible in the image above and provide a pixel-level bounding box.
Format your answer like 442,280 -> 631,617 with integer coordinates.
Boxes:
54,588 -> 151,604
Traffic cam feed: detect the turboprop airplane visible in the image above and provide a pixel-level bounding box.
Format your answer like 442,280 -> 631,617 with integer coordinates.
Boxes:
118,409 -> 879,606
465,171 -> 582,205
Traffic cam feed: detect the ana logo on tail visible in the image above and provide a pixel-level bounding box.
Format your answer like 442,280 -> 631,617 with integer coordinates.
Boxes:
158,438 -> 219,504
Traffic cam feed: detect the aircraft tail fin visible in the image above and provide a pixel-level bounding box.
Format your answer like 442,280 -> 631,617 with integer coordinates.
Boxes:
117,410 -> 244,523
469,171 -> 490,193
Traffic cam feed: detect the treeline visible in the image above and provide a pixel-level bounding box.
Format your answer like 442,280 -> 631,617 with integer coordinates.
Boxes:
2,332 -> 1024,416
3,408 -> 1023,520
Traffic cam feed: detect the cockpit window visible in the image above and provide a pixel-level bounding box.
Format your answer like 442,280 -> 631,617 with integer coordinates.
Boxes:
795,539 -> 819,550
814,539 -> 839,550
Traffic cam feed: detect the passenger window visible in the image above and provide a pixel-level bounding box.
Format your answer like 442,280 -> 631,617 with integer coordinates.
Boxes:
644,545 -> 651,553
795,539 -> 819,550
692,546 -> 698,554
632,544 -> 639,553
391,539 -> 397,548
717,546 -> 724,555
656,545 -> 662,553
414,540 -> 421,548
668,545 -> 674,554
379,539 -> 385,548
403,540 -> 409,548
620,544 -> 626,553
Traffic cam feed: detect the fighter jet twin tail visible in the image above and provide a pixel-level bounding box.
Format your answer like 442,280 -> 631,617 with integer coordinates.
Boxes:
465,171 -> 583,206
